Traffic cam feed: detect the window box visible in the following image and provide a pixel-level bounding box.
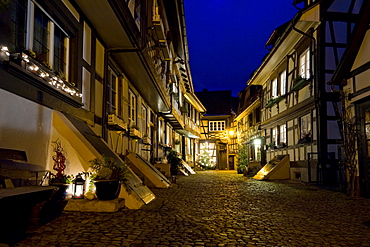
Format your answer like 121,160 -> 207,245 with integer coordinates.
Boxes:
274,95 -> 284,104
142,136 -> 151,145
265,96 -> 284,108
298,136 -> 311,144
129,128 -> 142,139
107,114 -> 127,131
277,142 -> 287,149
265,98 -> 276,108
267,142 -> 277,150
291,76 -> 310,91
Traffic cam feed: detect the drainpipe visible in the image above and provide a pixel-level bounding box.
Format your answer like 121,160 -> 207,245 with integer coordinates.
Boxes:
292,22 -> 322,167
102,47 -> 143,140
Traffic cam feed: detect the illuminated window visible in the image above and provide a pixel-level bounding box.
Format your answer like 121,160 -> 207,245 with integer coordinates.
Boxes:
280,71 -> 286,95
209,121 -> 225,131
280,124 -> 287,144
300,114 -> 311,139
272,127 -> 278,145
299,48 -> 310,79
271,78 -> 278,97
128,90 -> 137,124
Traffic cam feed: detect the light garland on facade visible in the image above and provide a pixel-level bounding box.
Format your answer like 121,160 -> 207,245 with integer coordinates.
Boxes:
1,46 -> 82,98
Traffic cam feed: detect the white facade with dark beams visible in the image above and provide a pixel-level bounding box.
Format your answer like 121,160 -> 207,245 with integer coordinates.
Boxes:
246,0 -> 364,184
329,0 -> 370,197
0,0 -> 204,207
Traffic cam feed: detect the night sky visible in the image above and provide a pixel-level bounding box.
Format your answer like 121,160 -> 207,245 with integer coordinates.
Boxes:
184,1 -> 299,96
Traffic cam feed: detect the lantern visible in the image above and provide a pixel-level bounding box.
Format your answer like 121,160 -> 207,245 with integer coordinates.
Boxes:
73,174 -> 85,199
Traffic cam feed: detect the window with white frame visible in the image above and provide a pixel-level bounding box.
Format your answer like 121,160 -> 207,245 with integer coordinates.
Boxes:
280,71 -> 286,95
106,67 -> 117,115
280,124 -> 287,144
209,121 -> 225,131
166,124 -> 171,145
272,127 -> 278,146
31,3 -> 69,76
10,0 -> 27,51
300,114 -> 311,139
128,90 -> 137,125
271,78 -> 278,97
299,48 -> 310,79
141,104 -> 147,136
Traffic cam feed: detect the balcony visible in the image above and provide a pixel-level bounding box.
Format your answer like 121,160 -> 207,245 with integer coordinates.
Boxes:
177,117 -> 200,139
162,97 -> 184,130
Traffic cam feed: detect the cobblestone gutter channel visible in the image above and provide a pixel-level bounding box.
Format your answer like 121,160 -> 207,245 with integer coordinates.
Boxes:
11,171 -> 370,246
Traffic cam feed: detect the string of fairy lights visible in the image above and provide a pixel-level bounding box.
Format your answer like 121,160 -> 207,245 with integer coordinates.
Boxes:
1,46 -> 82,99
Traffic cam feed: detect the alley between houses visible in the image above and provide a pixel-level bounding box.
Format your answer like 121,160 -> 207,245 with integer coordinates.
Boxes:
12,171 -> 370,246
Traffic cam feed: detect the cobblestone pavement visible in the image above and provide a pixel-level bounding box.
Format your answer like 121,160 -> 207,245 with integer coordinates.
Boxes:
13,171 -> 370,246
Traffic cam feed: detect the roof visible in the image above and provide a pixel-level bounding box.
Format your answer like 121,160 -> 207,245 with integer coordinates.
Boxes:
265,21 -> 291,48
237,85 -> 262,115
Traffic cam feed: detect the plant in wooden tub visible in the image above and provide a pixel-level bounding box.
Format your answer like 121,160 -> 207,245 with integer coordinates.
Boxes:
89,156 -> 129,200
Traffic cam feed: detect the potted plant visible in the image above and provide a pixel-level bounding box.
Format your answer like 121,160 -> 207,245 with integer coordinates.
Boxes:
298,131 -> 312,144
265,97 -> 276,108
277,142 -> 287,149
49,139 -> 72,200
89,156 -> 129,200
267,142 -> 277,150
291,75 -> 310,91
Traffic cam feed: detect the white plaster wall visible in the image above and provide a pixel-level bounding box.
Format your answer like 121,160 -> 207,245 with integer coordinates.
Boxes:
0,89 -> 52,168
298,86 -> 311,102
355,70 -> 370,92
49,126 -> 88,175
352,30 -> 370,70
107,130 -> 128,157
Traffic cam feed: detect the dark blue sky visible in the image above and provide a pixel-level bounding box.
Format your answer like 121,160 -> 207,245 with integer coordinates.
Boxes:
184,1 -> 298,96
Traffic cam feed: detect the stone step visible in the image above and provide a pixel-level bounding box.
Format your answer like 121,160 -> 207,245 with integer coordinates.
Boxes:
64,198 -> 125,212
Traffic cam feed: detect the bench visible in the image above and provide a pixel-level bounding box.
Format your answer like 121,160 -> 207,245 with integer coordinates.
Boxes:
0,148 -> 48,187
0,149 -> 59,244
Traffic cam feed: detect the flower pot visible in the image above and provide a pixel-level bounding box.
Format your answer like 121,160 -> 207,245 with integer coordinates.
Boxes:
49,183 -> 70,200
93,179 -> 121,200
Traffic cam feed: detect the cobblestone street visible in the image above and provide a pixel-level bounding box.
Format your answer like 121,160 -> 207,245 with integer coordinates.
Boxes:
13,171 -> 370,246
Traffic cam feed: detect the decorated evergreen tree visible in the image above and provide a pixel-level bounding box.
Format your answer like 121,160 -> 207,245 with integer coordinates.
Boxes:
237,144 -> 249,174
198,149 -> 213,170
